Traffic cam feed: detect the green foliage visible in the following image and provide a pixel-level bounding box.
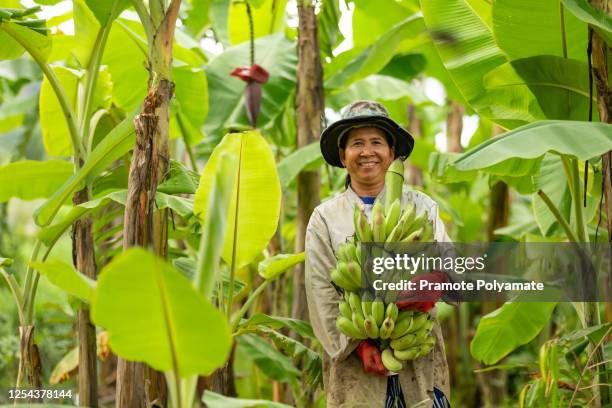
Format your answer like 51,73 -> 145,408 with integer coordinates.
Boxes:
277,142 -> 323,188
84,0 -> 130,25
471,302 -> 557,365
228,0 -> 287,45
34,113 -> 135,226
204,34 -> 297,139
203,391 -> 293,408
325,15 -> 425,91
0,20 -> 51,61
560,0 -> 612,44
31,260 -> 95,303
194,131 -> 281,269
492,0 -> 586,60
195,152 -> 237,297
454,121 -> 612,172
0,160 -> 72,202
237,334 -> 301,381
257,252 -> 304,279
92,248 -> 232,377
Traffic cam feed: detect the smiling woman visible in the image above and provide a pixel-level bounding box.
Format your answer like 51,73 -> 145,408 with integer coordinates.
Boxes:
305,100 -> 452,407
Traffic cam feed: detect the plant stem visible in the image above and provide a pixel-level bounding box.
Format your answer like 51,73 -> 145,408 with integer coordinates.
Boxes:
537,190 -> 579,242
176,114 -> 198,172
559,2 -> 568,58
231,279 -> 270,332
130,0 -> 154,41
80,0 -> 121,154
227,139 -> 243,321
562,157 -> 588,241
0,269 -> 25,324
1,23 -> 82,163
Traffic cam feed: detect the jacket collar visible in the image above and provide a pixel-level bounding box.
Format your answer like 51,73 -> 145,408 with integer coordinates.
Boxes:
345,184 -> 387,207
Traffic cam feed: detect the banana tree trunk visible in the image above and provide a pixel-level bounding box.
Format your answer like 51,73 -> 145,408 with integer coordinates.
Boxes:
292,0 -> 323,326
588,2 -> 611,405
445,100 -> 464,153
405,104 -> 423,186
17,325 -> 42,403
117,2 -> 180,407
73,188 -> 98,407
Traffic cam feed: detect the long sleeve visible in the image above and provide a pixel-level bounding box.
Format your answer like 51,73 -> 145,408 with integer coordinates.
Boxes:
304,209 -> 359,362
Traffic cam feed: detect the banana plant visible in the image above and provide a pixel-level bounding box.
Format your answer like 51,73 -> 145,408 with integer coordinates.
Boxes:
433,120 -> 612,405
0,4 -> 133,398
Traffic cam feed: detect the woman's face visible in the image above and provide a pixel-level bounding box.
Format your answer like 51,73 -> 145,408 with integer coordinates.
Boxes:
339,127 -> 395,188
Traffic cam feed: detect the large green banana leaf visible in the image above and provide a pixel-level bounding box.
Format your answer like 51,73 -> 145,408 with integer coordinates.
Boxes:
92,248 -> 232,377
325,15 -> 425,91
0,160 -> 72,202
351,0 -> 419,48
34,113 -> 135,226
454,121 -> 612,173
194,131 -> 281,269
560,0 -> 612,45
492,0 -> 587,60
228,0 -> 287,45
483,56 -> 595,122
471,302 -> 557,365
420,0 -> 540,128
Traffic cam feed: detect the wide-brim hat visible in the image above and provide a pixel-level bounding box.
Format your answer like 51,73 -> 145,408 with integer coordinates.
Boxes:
320,100 -> 415,168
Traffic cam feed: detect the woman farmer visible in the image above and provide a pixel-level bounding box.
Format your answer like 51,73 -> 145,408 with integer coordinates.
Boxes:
304,101 -> 451,407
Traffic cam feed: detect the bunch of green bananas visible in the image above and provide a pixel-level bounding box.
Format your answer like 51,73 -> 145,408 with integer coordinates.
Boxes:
330,159 -> 439,372
335,292 -> 437,371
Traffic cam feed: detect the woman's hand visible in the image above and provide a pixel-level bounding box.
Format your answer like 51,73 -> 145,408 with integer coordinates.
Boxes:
356,340 -> 389,376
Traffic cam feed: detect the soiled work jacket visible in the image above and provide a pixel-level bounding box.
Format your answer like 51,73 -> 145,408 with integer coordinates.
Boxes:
305,186 -> 451,407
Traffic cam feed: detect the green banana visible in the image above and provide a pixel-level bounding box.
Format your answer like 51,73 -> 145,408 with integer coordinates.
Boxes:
336,243 -> 351,262
352,313 -> 367,337
372,300 -> 385,327
331,267 -> 359,291
338,261 -> 360,289
396,310 -> 414,324
339,301 -> 352,320
403,211 -> 427,238
393,347 -> 419,361
385,303 -> 399,321
390,315 -> 413,339
390,333 -> 416,350
416,343 -> 434,358
354,206 -> 373,242
384,199 -> 401,236
413,328 -> 430,344
379,316 -> 395,339
363,317 -> 379,339
384,159 -> 405,209
353,206 -> 362,241
355,242 -> 362,265
420,221 -> 433,242
348,292 -> 364,319
372,201 -> 386,242
361,299 -> 373,317
346,261 -> 362,288
344,242 -> 358,264
407,313 -> 429,333
402,227 -> 423,242
381,348 -> 403,372
336,316 -> 367,339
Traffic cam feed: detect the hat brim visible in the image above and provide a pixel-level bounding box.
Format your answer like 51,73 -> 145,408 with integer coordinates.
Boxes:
320,115 -> 415,167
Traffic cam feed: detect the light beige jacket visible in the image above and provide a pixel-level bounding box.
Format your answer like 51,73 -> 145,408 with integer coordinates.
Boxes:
305,186 -> 451,408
